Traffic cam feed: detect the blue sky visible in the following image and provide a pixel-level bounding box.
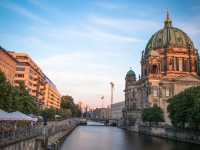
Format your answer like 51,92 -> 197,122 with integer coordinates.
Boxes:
0,0 -> 200,108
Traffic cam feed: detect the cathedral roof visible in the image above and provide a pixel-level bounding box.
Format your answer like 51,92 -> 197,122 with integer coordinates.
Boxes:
126,69 -> 135,77
145,12 -> 195,56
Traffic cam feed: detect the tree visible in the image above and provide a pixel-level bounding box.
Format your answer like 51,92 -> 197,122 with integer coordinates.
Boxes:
40,107 -> 56,120
167,86 -> 200,130
0,72 -> 13,111
14,81 -> 38,114
61,95 -> 74,110
61,95 -> 81,117
142,105 -> 164,125
58,109 -> 72,119
0,71 -> 38,114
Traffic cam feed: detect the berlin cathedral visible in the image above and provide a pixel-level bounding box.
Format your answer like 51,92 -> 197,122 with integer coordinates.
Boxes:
124,13 -> 200,126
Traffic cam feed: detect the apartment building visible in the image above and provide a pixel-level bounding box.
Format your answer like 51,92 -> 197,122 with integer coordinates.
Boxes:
44,77 -> 61,109
8,51 -> 61,110
0,47 -> 17,84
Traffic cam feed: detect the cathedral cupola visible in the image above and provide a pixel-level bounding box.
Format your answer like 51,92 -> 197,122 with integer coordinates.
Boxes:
125,68 -> 136,86
141,12 -> 198,79
125,68 -> 136,87
144,12 -> 195,56
126,69 -> 136,79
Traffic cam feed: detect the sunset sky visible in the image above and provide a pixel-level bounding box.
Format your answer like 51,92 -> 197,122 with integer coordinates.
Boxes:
0,0 -> 200,108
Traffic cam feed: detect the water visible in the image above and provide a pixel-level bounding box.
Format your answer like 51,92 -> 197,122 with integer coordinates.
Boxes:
61,122 -> 200,150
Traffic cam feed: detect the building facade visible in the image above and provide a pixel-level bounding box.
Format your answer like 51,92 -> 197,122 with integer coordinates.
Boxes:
0,49 -> 61,110
124,13 -> 200,125
93,107 -> 111,120
9,52 -> 61,110
0,47 -> 17,84
111,101 -> 124,120
44,77 -> 61,109
10,52 -> 46,103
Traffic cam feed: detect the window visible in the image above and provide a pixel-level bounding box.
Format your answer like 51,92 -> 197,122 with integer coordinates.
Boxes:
151,65 -> 158,74
16,67 -> 25,71
161,58 -> 164,72
15,74 -> 24,78
152,87 -> 158,97
174,57 -> 179,71
165,88 -> 170,97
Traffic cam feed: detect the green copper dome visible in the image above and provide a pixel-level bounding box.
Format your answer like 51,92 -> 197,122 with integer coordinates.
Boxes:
145,13 -> 195,56
126,69 -> 135,77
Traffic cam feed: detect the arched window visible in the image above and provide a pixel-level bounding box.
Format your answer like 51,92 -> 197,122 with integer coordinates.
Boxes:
151,64 -> 158,74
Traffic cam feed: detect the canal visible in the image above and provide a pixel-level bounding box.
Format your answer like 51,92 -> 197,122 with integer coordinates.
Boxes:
61,122 -> 200,150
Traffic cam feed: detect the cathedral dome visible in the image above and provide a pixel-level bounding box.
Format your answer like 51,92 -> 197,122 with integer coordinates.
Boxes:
145,12 -> 195,56
126,69 -> 135,77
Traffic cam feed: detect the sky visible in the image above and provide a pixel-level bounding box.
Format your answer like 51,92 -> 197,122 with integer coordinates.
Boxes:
0,0 -> 200,108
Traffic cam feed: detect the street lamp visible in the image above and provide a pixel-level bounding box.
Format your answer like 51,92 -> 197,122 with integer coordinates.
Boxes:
101,96 -> 104,108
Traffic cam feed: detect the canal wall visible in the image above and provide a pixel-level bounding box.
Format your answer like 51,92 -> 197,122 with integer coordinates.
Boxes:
0,135 -> 43,150
0,118 -> 80,150
48,123 -> 78,150
138,125 -> 200,144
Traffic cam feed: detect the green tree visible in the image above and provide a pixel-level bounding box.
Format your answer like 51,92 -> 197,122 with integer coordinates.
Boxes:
61,95 -> 81,117
14,81 -> 38,114
0,72 -> 13,111
0,72 -> 38,114
58,109 -> 72,119
167,86 -> 200,129
142,105 -> 164,125
40,107 -> 56,120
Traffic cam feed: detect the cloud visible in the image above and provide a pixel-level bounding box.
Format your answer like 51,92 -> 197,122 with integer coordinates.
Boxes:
88,15 -> 160,33
0,1 -> 49,24
82,26 -> 142,43
37,51 -> 125,107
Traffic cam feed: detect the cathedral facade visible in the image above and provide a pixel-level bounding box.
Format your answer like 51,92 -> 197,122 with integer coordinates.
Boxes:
124,13 -> 200,125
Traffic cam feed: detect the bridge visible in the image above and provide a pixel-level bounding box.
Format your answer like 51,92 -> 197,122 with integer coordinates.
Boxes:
80,119 -> 119,126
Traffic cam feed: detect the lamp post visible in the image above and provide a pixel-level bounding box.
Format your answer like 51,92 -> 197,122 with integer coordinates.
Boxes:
110,82 -> 114,106
101,96 -> 104,108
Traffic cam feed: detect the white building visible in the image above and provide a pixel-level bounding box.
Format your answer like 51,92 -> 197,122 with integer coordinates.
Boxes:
111,101 -> 124,120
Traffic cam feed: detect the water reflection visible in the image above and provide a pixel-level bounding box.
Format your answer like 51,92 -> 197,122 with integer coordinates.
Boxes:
61,122 -> 200,150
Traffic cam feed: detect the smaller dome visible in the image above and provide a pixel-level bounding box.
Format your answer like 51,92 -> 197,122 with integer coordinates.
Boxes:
126,69 -> 135,77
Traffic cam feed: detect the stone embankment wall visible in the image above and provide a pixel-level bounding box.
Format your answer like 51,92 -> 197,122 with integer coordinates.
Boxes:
1,137 -> 42,150
138,125 -> 200,144
0,118 -> 80,150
